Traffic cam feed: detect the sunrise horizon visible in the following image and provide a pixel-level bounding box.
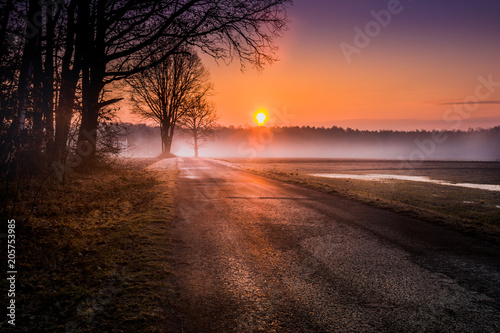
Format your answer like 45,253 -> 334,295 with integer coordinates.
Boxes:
117,0 -> 500,133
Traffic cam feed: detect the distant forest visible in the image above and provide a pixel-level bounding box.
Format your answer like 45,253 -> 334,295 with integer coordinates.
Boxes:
122,124 -> 500,161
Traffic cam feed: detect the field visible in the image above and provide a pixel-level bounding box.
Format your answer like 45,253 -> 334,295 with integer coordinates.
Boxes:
218,158 -> 500,243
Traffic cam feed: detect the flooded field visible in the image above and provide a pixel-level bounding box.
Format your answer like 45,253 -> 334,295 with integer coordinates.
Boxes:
222,158 -> 500,184
308,174 -> 500,192
218,158 -> 500,242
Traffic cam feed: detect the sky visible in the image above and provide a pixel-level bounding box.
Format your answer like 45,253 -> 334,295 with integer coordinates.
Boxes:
124,0 -> 500,131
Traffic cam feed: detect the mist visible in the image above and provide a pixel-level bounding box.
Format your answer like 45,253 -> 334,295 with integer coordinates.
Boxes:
120,124 -> 500,161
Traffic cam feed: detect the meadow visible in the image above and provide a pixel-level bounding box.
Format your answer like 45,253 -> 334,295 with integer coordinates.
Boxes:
220,158 -> 500,243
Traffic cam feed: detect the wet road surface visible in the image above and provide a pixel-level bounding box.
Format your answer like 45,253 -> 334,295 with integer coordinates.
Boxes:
170,158 -> 500,332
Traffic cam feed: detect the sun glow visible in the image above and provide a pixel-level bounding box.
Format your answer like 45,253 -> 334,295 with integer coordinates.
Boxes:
254,109 -> 268,126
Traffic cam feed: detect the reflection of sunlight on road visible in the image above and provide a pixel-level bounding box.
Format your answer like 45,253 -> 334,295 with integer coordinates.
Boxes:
174,145 -> 194,157
310,173 -> 500,192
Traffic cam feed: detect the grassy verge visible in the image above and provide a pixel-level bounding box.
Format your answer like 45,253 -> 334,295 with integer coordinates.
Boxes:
227,162 -> 500,244
1,158 -> 182,332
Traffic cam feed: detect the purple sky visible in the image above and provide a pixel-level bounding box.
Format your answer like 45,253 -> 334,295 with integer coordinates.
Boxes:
123,0 -> 500,130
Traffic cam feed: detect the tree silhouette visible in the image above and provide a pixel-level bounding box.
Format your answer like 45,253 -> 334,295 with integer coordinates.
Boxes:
75,0 -> 291,166
179,96 -> 218,157
0,0 -> 291,171
127,49 -> 211,155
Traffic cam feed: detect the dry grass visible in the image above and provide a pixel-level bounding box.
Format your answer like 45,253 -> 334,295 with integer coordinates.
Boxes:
0,158 -> 181,332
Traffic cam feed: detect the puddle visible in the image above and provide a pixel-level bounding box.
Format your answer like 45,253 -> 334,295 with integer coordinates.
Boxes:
309,174 -> 428,182
309,173 -> 500,192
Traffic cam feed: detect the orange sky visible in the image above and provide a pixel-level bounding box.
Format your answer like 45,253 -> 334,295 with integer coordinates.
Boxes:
122,0 -> 500,131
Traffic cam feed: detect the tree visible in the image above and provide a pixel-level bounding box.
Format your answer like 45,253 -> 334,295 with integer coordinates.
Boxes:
0,0 -> 291,170
53,0 -> 85,162
1,0 -> 67,161
127,50 -> 211,154
179,96 -> 218,157
75,0 -> 291,166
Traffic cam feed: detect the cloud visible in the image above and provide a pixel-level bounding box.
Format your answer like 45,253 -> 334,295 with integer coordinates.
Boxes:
434,100 -> 500,106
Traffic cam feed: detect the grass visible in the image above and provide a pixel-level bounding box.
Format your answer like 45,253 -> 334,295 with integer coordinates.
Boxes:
219,158 -> 500,244
0,157 -> 182,332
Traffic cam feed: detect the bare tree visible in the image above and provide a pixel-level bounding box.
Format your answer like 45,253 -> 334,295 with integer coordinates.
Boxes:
75,0 -> 291,166
127,50 -> 211,154
179,97 -> 218,157
1,0 -> 291,170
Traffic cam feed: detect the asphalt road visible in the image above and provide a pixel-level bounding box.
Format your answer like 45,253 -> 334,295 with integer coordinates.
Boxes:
170,158 -> 500,332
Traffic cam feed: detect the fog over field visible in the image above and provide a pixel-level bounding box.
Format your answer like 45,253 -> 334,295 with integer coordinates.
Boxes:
122,124 -> 500,161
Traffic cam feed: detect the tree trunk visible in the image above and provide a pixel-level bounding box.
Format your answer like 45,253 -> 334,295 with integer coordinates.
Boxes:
16,0 -> 41,130
193,131 -> 199,157
160,123 -> 173,154
76,0 -> 108,167
160,126 -> 166,153
32,21 -> 44,147
54,77 -> 78,160
53,0 -> 81,162
77,78 -> 101,166
43,7 -> 56,154
163,137 -> 173,155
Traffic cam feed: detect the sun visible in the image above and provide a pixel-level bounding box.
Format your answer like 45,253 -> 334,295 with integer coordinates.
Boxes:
254,109 -> 268,126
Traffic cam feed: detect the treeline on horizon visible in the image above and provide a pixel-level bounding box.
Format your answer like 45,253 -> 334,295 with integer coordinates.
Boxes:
0,0 -> 290,179
123,124 -> 500,161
